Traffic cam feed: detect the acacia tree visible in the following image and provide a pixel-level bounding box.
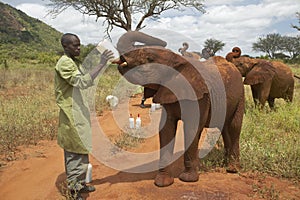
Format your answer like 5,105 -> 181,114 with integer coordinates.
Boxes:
252,34 -> 300,60
280,36 -> 300,59
203,38 -> 225,55
47,0 -> 205,35
252,33 -> 282,58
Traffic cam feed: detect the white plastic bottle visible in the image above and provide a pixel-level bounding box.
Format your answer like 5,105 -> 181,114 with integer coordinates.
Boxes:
129,114 -> 134,129
85,163 -> 92,183
150,103 -> 156,112
155,103 -> 161,109
135,114 -> 141,129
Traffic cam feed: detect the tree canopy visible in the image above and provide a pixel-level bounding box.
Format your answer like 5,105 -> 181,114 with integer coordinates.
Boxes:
252,33 -> 300,60
47,0 -> 205,36
252,33 -> 282,59
280,35 -> 300,59
203,38 -> 225,56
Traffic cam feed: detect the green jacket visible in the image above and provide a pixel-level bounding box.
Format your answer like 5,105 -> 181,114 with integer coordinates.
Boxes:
55,55 -> 94,154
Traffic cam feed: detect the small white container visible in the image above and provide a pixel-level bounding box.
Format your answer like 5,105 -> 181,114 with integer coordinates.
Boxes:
96,39 -> 119,62
85,163 -> 92,183
135,114 -> 141,129
129,114 -> 135,129
150,103 -> 156,112
155,103 -> 161,109
105,95 -> 119,108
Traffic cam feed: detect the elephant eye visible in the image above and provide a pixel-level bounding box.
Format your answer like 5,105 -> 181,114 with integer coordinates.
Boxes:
120,55 -> 126,62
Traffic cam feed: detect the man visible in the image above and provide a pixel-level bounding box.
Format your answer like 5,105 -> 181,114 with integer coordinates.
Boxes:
54,33 -> 114,200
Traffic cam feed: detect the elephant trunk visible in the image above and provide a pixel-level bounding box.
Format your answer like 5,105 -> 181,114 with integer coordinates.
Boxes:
116,31 -> 167,55
226,47 -> 242,62
225,52 -> 235,62
179,42 -> 189,55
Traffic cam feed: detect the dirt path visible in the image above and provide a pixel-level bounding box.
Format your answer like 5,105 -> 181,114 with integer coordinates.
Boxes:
0,95 -> 299,200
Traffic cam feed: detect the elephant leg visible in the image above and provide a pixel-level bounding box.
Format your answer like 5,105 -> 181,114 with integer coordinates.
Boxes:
154,105 -> 178,187
222,125 -> 241,173
260,80 -> 272,109
178,121 -> 202,182
250,85 -> 260,107
285,84 -> 294,103
252,83 -> 271,109
178,100 -> 207,182
222,97 -> 244,173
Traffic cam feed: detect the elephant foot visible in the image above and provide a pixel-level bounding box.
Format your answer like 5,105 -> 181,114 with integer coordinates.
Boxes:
154,170 -> 174,187
178,168 -> 199,182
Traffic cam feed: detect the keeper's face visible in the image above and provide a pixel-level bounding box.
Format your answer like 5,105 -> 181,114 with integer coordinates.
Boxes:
64,35 -> 81,57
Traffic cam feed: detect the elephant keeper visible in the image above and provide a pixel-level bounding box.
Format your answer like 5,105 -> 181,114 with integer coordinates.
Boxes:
54,33 -> 114,199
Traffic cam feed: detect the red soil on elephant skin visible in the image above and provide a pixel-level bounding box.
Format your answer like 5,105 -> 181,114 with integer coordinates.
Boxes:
0,95 -> 299,200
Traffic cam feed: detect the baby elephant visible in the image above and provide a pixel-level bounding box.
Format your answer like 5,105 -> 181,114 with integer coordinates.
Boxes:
113,34 -> 245,187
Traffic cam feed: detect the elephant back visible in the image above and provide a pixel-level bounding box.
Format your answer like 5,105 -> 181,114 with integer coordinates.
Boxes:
270,61 -> 294,93
188,56 -> 244,100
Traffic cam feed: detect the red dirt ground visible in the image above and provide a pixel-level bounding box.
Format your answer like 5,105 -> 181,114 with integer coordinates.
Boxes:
0,95 -> 299,200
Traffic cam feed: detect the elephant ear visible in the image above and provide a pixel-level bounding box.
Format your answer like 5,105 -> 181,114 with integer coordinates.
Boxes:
244,61 -> 275,85
153,61 -> 209,104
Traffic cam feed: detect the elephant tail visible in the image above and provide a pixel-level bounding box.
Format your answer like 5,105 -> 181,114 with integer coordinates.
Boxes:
294,74 -> 300,79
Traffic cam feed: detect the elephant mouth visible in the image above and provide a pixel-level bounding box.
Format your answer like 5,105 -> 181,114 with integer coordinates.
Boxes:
112,56 -> 128,67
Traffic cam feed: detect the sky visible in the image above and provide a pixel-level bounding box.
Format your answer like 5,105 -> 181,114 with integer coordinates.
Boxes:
2,0 -> 300,57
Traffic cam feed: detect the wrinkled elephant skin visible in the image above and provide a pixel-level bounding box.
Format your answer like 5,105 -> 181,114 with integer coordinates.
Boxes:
114,43 -> 245,187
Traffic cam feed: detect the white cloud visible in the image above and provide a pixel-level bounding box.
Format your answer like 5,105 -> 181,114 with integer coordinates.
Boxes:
145,0 -> 300,56
12,0 -> 300,57
204,0 -> 245,6
16,3 -> 111,44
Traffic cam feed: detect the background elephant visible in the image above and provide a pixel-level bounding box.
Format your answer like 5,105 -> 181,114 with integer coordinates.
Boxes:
201,47 -> 214,60
178,42 -> 202,60
226,47 -> 294,109
113,34 -> 245,187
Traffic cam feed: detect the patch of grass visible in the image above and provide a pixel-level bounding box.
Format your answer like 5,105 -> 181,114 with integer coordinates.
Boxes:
0,61 -> 139,163
86,64 -> 141,116
251,183 -> 280,200
0,67 -> 58,161
94,65 -> 123,115
0,64 -> 124,162
199,137 -> 225,170
112,127 -> 146,151
240,102 -> 300,179
239,76 -> 300,180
